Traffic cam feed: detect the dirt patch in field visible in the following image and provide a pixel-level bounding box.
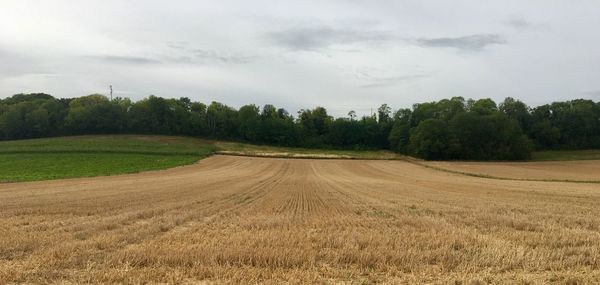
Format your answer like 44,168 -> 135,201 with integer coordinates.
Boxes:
216,150 -> 353,159
1,156 -> 600,283
426,160 -> 600,182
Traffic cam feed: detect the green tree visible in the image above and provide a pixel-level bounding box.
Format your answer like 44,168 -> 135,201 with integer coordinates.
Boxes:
469,98 -> 498,115
238,104 -> 260,141
409,119 -> 454,160
377,104 -> 392,123
206,101 -> 239,138
388,109 -> 412,153
500,97 -> 532,133
450,112 -> 531,160
66,94 -> 125,134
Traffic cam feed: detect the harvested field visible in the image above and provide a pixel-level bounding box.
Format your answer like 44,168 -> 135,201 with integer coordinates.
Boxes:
1,155 -> 600,284
426,160 -> 600,182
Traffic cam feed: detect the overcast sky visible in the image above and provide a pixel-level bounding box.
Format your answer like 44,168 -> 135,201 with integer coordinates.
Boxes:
1,0 -> 599,116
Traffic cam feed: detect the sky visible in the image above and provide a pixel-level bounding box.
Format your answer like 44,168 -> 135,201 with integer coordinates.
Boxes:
1,0 -> 599,117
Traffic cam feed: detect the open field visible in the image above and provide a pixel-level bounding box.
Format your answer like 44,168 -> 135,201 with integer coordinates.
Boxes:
425,160 -> 600,182
0,153 -> 200,182
0,135 -> 214,182
0,135 -> 214,155
1,155 -> 600,284
0,135 -> 410,182
2,135 -> 598,183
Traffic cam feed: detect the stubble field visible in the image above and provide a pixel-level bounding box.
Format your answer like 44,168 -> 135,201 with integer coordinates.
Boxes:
426,160 -> 600,182
1,155 -> 599,284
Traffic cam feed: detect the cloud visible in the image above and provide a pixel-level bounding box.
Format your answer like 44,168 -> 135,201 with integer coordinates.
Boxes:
89,55 -> 161,65
267,26 -> 391,51
192,49 -> 256,64
361,75 -> 428,88
86,49 -> 256,66
582,90 -> 600,99
166,41 -> 190,50
506,16 -> 530,30
0,49 -> 47,77
415,34 -> 506,51
161,42 -> 257,64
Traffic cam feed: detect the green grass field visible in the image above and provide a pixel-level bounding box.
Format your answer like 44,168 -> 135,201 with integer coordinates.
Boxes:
0,135 -> 215,182
0,153 -> 201,182
0,135 -> 214,155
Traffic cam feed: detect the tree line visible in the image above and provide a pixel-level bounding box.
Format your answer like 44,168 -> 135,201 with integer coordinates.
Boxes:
1,93 -> 599,160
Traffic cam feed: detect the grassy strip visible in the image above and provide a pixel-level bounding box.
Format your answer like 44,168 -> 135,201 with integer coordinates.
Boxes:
531,149 -> 600,161
214,141 -> 408,160
411,160 -> 600,184
216,151 -> 353,160
217,141 -> 600,162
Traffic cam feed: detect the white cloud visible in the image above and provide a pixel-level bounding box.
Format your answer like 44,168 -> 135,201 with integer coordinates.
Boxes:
0,0 -> 599,117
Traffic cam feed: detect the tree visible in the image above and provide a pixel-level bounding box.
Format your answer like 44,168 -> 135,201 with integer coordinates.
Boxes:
2,93 -> 54,105
529,119 -> 560,149
261,104 -> 277,119
189,102 -> 208,136
500,97 -> 532,133
0,106 -> 26,139
348,110 -> 356,121
411,102 -> 438,127
66,94 -> 125,134
25,107 -> 50,136
0,94 -> 68,139
469,98 -> 498,115
311,107 -> 331,136
328,118 -> 365,148
298,107 -> 332,146
206,101 -> 239,138
128,96 -> 174,134
377,104 -> 392,123
0,93 -> 593,160
450,112 -> 531,160
409,119 -> 454,160
388,108 -> 412,153
277,108 -> 290,119
238,104 -> 260,141
436,97 -> 466,121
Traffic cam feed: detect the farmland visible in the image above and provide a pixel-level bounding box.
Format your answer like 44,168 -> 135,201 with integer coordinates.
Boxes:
0,135 -> 214,182
425,160 -> 600,182
3,1 -> 600,283
1,155 -> 600,284
0,135 -> 405,182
